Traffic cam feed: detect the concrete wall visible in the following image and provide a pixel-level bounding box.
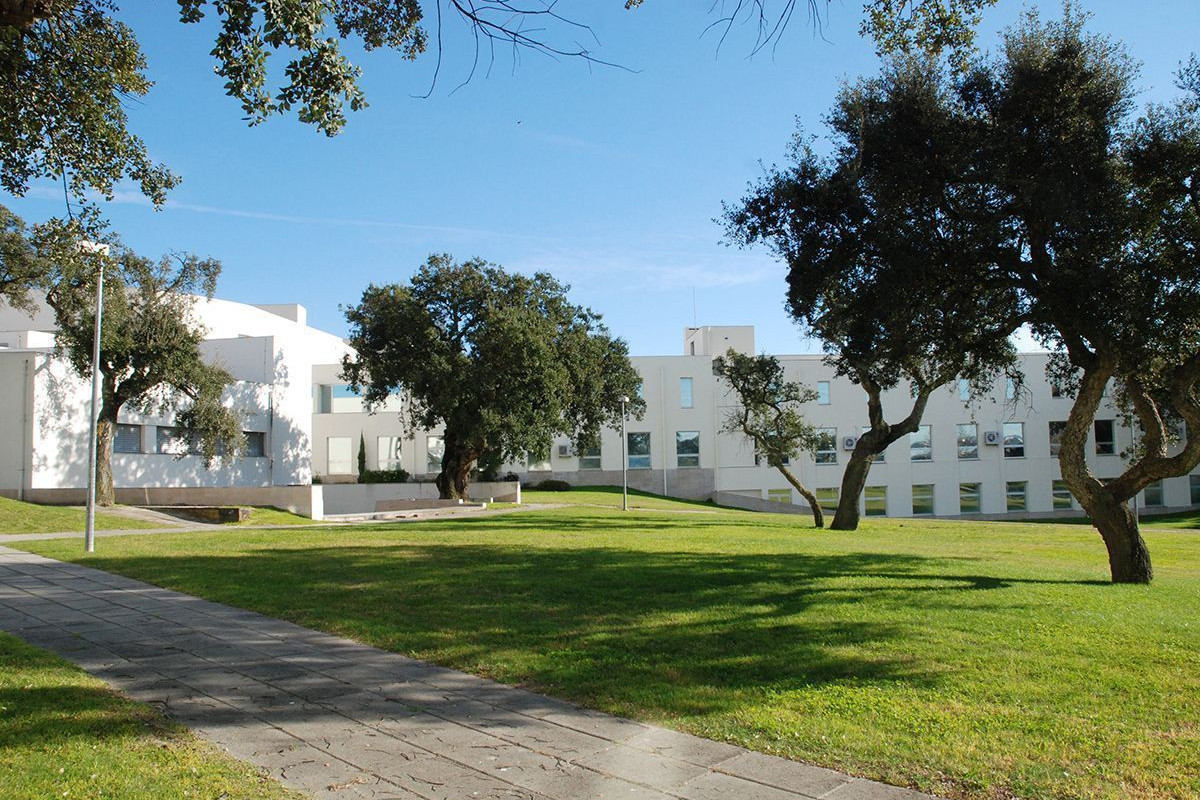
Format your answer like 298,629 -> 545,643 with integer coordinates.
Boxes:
320,481 -> 520,515
14,485 -> 321,518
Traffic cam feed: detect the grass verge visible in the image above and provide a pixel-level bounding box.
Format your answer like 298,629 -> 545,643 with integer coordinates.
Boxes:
17,497 -> 1200,800
0,497 -> 161,535
0,633 -> 303,800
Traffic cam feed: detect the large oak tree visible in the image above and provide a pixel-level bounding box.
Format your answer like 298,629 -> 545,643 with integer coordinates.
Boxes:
342,254 -> 644,500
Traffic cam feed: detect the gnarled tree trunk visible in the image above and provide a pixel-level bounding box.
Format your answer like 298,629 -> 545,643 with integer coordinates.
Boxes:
435,430 -> 477,500
94,388 -> 120,507
777,465 -> 823,528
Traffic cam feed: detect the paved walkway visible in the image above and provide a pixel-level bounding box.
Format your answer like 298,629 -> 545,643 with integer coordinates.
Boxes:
0,546 -> 934,800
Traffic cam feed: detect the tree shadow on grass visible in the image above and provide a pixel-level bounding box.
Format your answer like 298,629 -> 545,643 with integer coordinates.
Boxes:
69,540 -> 1104,720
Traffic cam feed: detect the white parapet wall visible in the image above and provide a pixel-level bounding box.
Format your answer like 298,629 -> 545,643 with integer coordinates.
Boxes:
319,481 -> 521,516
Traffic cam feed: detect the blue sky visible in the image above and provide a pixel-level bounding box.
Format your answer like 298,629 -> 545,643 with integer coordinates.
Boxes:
7,1 -> 1198,355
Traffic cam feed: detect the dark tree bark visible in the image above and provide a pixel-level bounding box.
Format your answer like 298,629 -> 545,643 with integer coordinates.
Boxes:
93,384 -> 120,507
830,380 -> 932,530
435,429 -> 477,500
777,465 -> 823,528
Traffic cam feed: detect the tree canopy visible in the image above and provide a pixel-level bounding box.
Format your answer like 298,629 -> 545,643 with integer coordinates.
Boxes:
342,254 -> 644,500
31,212 -> 243,505
713,349 -> 825,527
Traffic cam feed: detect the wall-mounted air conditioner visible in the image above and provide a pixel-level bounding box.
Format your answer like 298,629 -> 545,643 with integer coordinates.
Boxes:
556,444 -> 573,458
983,430 -> 1002,446
842,436 -> 858,451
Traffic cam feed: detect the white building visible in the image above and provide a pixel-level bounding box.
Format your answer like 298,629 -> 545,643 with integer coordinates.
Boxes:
314,325 -> 1200,518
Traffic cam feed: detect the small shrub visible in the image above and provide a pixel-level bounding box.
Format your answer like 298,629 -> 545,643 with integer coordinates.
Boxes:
527,479 -> 571,492
359,468 -> 410,484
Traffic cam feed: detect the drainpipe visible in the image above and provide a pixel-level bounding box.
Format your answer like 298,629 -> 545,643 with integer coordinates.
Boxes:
660,365 -> 668,497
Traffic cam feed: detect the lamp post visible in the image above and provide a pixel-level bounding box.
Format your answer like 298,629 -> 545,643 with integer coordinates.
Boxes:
619,395 -> 630,511
79,241 -> 109,553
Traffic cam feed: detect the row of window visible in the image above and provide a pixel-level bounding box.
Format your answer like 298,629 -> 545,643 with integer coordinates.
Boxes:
767,476 -> 1191,515
113,424 -> 266,457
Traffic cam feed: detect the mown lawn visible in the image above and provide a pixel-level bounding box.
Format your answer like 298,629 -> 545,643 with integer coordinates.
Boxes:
0,497 -> 162,535
0,633 -> 303,800
18,498 -> 1200,800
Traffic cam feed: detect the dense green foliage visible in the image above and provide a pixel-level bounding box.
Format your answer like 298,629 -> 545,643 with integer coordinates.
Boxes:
342,254 -> 644,500
21,500 -> 1200,800
713,349 -> 825,527
0,633 -> 304,800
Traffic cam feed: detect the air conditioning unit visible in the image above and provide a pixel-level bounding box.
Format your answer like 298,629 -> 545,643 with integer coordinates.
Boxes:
983,430 -> 1001,446
842,436 -> 858,451
556,444 -> 573,458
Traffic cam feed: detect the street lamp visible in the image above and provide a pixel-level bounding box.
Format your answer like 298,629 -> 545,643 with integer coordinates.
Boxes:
79,241 -> 110,553
618,395 -> 630,511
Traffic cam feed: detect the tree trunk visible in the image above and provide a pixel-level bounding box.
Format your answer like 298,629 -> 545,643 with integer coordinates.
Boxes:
1083,491 -> 1153,584
95,415 -> 116,507
777,466 -> 823,528
831,447 -> 873,530
435,430 -> 476,500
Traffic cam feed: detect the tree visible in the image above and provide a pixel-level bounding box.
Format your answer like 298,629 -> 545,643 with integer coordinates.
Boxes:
32,214 -> 243,506
713,349 -> 826,527
969,13 -> 1200,583
724,56 -> 1019,531
0,204 -> 52,312
0,1 -> 996,215
357,431 -> 367,480
342,254 -> 644,500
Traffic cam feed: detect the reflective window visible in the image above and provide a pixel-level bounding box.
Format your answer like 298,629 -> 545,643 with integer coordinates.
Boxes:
680,377 -> 694,409
579,445 -> 601,470
1052,480 -> 1074,510
957,423 -> 978,460
816,487 -> 839,513
1049,421 -> 1067,457
814,428 -> 837,464
327,436 -> 352,474
912,484 -> 935,515
426,435 -> 444,472
1004,422 -> 1025,458
676,430 -> 700,468
817,381 -> 830,405
910,425 -> 932,461
114,424 -> 141,454
1006,481 -> 1027,512
628,432 -> 651,469
1144,480 -> 1164,507
959,482 -> 981,513
767,488 -> 791,504
865,486 -> 887,517
1095,419 -> 1116,455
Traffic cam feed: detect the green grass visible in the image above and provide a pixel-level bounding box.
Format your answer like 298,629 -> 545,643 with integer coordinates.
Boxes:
231,506 -> 322,526
16,496 -> 1200,800
0,633 -> 303,800
0,497 -> 162,535
524,484 -> 721,511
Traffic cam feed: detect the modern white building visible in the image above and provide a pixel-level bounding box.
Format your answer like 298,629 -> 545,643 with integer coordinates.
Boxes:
2,292 -> 1194,519
314,325 -> 1200,518
0,297 -> 350,501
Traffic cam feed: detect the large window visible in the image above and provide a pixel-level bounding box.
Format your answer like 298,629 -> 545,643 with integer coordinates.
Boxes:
679,377 -> 694,409
1192,474 -> 1200,505
526,445 -> 552,472
327,436 -> 352,474
377,436 -> 403,470
956,423 -> 978,460
243,432 -> 266,458
959,482 -> 981,514
1095,419 -> 1116,455
912,484 -> 935,516
675,430 -> 700,468
1048,421 -> 1067,457
814,428 -> 837,464
816,487 -> 839,514
864,486 -> 887,517
1003,422 -> 1025,458
157,426 -> 201,456
113,424 -> 141,454
767,488 -> 792,504
958,378 -> 971,401
1143,480 -> 1164,507
817,381 -> 830,405
910,425 -> 932,461
425,435 -> 444,472
1005,377 -> 1017,400
1006,481 -> 1027,512
627,432 -> 651,469
579,445 -> 601,470
1052,480 -> 1074,510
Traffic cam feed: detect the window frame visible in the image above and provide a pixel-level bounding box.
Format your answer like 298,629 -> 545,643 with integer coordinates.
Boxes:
910,425 -> 932,462
1003,422 -> 1025,459
675,430 -> 700,468
956,423 -> 978,460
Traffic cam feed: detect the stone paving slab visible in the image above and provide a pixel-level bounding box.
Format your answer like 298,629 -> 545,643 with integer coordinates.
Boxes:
0,545 -> 941,800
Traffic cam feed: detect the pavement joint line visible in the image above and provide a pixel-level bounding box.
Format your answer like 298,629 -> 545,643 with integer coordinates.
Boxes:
0,545 -> 940,800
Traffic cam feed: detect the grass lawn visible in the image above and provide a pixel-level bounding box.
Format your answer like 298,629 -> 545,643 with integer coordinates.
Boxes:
0,497 -> 162,535
0,633 -> 303,800
16,498 -> 1200,800
524,484 -> 722,511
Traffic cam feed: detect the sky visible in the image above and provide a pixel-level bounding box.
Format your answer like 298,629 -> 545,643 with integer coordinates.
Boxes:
6,1 -> 1199,356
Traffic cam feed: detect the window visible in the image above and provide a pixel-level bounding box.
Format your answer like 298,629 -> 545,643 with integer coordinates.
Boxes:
327,436 -> 352,474
627,432 -> 651,469
817,381 -> 831,405
956,424 -> 978,460
243,431 -> 266,458
1006,481 -> 1027,512
910,425 -> 932,461
679,377 -> 694,409
1191,474 -> 1200,505
1052,480 -> 1074,510
527,451 -> 552,472
156,426 -> 201,456
816,487 -> 839,513
113,424 -> 141,454
426,435 -> 444,472
1095,419 -> 1116,455
1003,422 -> 1025,458
579,445 -> 601,470
1144,480 -> 1164,507
865,486 -> 887,517
676,430 -> 700,468
767,488 -> 792,504
1048,421 -> 1067,457
635,382 -> 645,400
958,378 -> 970,401
1005,377 -> 1016,400
959,482 -> 981,514
814,428 -> 837,464
912,484 -> 935,515
377,436 -> 403,470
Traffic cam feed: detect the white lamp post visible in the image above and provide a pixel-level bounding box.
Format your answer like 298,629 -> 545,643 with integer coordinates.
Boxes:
79,241 -> 110,553
619,395 -> 630,511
